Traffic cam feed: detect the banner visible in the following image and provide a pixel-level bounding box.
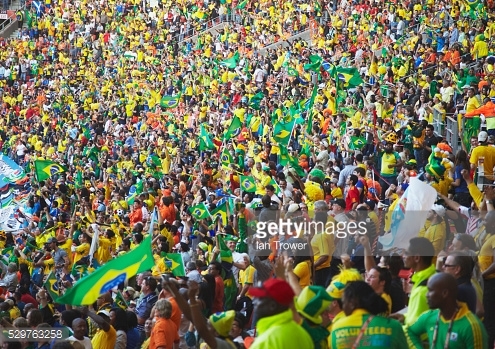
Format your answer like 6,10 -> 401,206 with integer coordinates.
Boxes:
0,154 -> 25,184
379,178 -> 438,251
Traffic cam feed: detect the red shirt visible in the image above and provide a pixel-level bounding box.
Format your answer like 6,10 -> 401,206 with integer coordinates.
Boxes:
21,293 -> 39,308
212,275 -> 225,314
345,185 -> 360,211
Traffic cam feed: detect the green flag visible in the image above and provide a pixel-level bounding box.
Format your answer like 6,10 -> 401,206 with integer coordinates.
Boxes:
217,235 -> 233,264
335,67 -> 364,88
220,52 -> 240,69
160,93 -> 181,108
199,124 -> 216,151
287,67 -> 299,77
220,148 -> 234,168
223,116 -> 242,140
239,175 -> 256,193
189,203 -> 210,220
210,202 -> 228,225
56,235 -> 155,305
236,0 -> 248,9
115,290 -> 128,310
249,92 -> 264,110
303,54 -> 323,72
273,118 -> 296,146
279,146 -> 291,166
269,178 -> 281,196
44,271 -> 59,301
34,160 -> 68,182
164,253 -> 186,277
349,136 -> 367,151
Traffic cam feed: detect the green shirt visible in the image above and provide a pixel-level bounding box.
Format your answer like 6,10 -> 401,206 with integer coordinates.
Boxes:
404,264 -> 436,328
330,309 -> 407,349
251,309 -> 314,349
406,302 -> 488,349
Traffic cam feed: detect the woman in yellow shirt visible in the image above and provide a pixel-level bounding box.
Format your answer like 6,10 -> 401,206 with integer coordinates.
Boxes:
293,254 -> 313,288
73,232 -> 91,264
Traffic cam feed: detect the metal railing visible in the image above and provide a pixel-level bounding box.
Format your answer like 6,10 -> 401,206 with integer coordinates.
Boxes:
0,12 -> 16,34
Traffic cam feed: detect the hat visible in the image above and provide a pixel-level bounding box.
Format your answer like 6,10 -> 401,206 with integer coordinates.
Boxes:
97,310 -> 111,317
209,310 -> 236,337
330,199 -> 346,209
125,287 -> 137,299
363,200 -> 375,210
197,242 -> 208,251
287,203 -> 301,213
224,235 -> 238,243
249,278 -> 295,306
309,168 -> 326,182
326,268 -> 363,300
479,131 -> 489,142
431,204 -> 446,217
295,286 -> 333,324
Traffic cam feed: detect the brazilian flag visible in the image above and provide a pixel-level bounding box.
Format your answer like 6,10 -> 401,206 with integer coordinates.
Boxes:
34,160 -> 68,182
44,271 -> 59,301
239,176 -> 256,193
220,148 -> 233,168
56,236 -> 155,305
303,54 -> 323,72
160,93 -> 181,108
217,235 -> 233,265
273,118 -> 296,146
287,67 -> 299,77
189,203 -> 210,220
164,253 -> 186,277
249,92 -> 264,110
349,136 -> 367,151
115,290 -> 128,310
269,178 -> 281,196
220,51 -> 240,69
199,124 -> 216,151
223,116 -> 242,140
211,202 -> 228,225
335,67 -> 364,88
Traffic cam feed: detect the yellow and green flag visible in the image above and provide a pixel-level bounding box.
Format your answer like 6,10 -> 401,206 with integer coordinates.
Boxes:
211,202 -> 228,225
160,93 -> 181,108
220,148 -> 233,167
224,116 -> 242,140
164,253 -> 186,277
189,203 -> 210,220
34,160 -> 68,182
240,175 -> 256,193
273,118 -> 295,146
56,235 -> 155,305
115,290 -> 128,310
44,271 -> 59,301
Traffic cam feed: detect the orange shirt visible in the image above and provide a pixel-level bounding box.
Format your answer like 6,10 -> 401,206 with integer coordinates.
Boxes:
149,317 -> 180,349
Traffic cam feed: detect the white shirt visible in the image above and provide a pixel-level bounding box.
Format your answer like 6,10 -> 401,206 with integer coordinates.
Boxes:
67,336 -> 93,349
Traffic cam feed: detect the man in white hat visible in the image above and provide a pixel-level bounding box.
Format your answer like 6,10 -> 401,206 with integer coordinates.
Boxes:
418,204 -> 447,255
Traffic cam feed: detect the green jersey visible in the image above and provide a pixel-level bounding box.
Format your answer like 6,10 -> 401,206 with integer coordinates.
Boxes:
329,309 -> 407,349
406,302 -> 488,349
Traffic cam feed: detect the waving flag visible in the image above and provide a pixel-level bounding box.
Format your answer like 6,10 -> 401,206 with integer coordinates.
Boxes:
56,235 -> 155,305
44,271 -> 59,301
349,136 -> 367,150
164,253 -> 186,277
189,203 -> 210,220
379,178 -> 437,250
199,124 -> 216,151
236,0 -> 248,9
220,148 -> 234,167
34,160 -> 67,182
160,94 -> 181,108
273,118 -> 296,146
249,92 -> 264,110
115,290 -> 128,310
240,176 -> 256,193
223,116 -> 242,140
211,202 -> 228,225
217,234 -> 233,265
334,67 -> 364,88
303,54 -> 323,72
220,51 -> 240,69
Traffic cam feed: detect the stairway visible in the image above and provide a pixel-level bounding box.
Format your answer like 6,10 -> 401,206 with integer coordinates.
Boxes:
0,0 -> 23,38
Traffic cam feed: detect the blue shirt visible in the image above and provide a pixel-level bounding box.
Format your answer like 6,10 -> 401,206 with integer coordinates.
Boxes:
126,328 -> 141,349
454,165 -> 469,194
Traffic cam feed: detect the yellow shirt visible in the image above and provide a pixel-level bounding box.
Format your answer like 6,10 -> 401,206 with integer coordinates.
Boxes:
293,260 -> 312,288
73,242 -> 90,264
240,265 -> 256,299
479,234 -> 495,279
418,221 -> 446,255
311,232 -> 333,270
91,326 -> 117,349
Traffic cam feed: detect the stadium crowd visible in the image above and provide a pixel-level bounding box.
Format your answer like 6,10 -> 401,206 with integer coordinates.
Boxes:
0,0 -> 495,347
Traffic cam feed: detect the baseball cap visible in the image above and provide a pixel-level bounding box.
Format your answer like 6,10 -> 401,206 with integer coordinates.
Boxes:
363,200 -> 376,210
249,279 -> 295,306
478,131 -> 488,142
331,199 -> 346,209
